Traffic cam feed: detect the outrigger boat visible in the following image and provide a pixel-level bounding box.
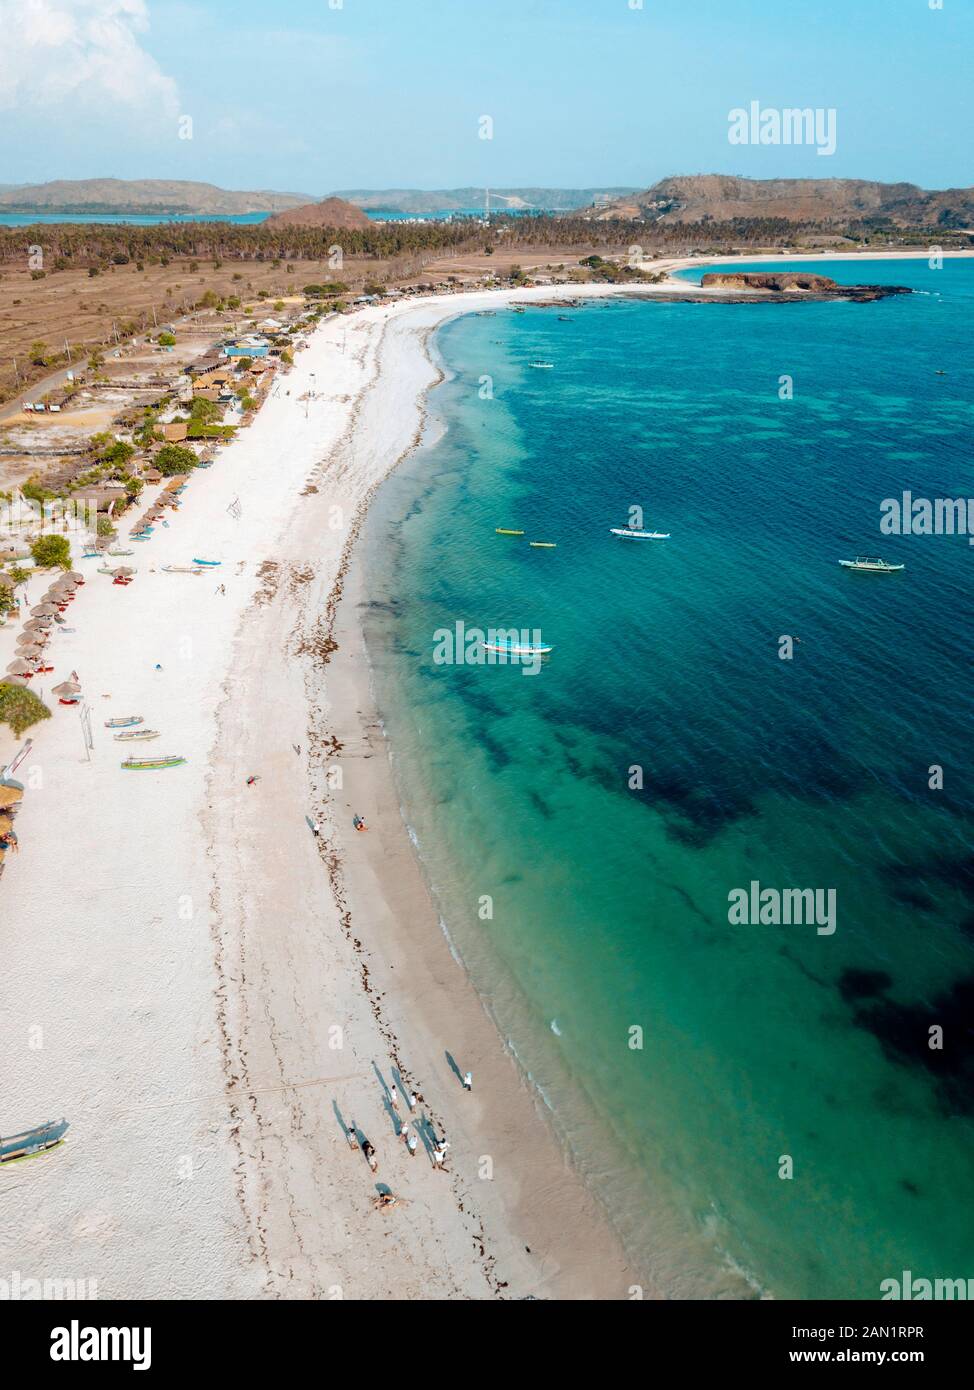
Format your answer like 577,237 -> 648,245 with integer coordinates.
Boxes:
162,565 -> 203,575
192,558 -> 221,567
1,1118 -> 69,1165
105,716 -> 143,729
529,541 -> 557,548
114,729 -> 160,742
838,556 -> 905,573
482,638 -> 553,657
121,754 -> 186,770
609,527 -> 670,540
495,528 -> 525,536
108,549 -> 135,557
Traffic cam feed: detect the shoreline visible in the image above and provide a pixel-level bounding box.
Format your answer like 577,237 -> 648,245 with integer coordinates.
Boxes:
1,251 -> 940,1298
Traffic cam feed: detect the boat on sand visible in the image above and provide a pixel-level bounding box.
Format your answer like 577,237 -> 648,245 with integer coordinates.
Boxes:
1,1118 -> 69,1164
121,754 -> 186,770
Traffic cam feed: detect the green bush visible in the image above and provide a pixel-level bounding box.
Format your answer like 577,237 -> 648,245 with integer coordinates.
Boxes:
0,681 -> 52,736
154,444 -> 198,476
157,332 -> 176,347
30,534 -> 71,569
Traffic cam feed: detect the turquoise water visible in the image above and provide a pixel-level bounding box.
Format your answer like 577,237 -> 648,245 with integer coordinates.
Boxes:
361,261 -> 974,1299
0,208 -> 482,227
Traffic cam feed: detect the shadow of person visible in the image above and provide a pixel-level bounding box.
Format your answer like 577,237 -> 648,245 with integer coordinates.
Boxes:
445,1051 -> 465,1086
333,1101 -> 356,1145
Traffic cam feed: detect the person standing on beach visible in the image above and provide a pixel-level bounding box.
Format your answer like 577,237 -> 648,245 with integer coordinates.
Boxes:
363,1139 -> 378,1173
312,819 -> 321,838
407,1130 -> 418,1157
432,1144 -> 448,1171
399,1120 -> 410,1146
346,1121 -> 359,1151
463,1071 -> 473,1092
389,1084 -> 399,1112
406,1090 -> 417,1113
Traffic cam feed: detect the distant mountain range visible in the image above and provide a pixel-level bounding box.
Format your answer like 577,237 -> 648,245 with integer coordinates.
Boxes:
0,179 -> 313,214
580,175 -> 974,227
332,187 -> 640,214
5,176 -> 973,228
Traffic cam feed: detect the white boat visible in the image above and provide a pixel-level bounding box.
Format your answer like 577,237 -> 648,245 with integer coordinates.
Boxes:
482,639 -> 553,657
529,361 -> 554,369
609,527 -> 670,540
838,556 -> 905,573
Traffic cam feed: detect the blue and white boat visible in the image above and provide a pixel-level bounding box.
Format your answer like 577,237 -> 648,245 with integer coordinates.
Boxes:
192,558 -> 221,567
1,1118 -> 69,1164
482,637 -> 553,657
609,527 -> 670,540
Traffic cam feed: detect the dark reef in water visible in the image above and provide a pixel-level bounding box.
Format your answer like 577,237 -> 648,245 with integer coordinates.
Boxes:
842,970 -> 974,1115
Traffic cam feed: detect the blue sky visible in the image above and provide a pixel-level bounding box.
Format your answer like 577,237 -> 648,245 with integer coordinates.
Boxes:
1,0 -> 971,192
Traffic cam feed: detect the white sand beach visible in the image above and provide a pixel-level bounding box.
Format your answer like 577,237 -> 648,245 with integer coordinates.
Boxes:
1,280 -> 672,1300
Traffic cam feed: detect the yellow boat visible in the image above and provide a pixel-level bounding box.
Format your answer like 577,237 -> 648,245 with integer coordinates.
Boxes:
496,528 -> 525,536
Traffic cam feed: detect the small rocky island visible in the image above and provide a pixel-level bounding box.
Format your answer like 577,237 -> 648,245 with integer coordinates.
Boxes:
700,271 -> 911,302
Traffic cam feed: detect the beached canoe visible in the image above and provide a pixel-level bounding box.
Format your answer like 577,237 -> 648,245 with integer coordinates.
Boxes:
121,755 -> 186,770
105,716 -> 143,729
162,566 -> 203,575
192,558 -> 221,567
114,730 -> 160,742
1,1118 -> 69,1165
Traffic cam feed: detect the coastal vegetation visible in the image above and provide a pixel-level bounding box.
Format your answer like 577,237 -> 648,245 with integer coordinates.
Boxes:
154,444 -> 199,476
29,535 -> 71,569
0,681 -> 52,736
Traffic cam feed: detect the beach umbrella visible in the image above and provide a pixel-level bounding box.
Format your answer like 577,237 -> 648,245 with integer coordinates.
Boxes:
1,674 -> 28,687
6,658 -> 36,675
30,603 -> 58,617
23,617 -> 51,631
51,679 -> 81,698
66,572 -> 84,582
16,640 -> 45,656
112,566 -> 136,577
0,784 -> 25,806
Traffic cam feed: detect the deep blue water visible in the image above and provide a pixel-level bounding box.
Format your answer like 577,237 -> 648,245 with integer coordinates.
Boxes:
361,260 -> 974,1298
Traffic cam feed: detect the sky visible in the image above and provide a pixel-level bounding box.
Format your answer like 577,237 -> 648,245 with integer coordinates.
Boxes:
0,0 -> 971,193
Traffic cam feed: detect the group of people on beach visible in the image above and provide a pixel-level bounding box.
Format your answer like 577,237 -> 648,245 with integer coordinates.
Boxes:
347,1064 -> 473,1205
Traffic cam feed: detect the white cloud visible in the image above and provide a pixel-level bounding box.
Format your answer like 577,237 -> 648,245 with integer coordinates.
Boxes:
0,0 -> 179,115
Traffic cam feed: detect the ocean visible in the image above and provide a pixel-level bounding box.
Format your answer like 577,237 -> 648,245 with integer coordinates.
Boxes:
360,260 -> 974,1299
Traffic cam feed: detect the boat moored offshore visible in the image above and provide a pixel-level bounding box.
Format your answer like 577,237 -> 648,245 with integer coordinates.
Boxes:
838,556 -> 905,572
609,527 -> 671,540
